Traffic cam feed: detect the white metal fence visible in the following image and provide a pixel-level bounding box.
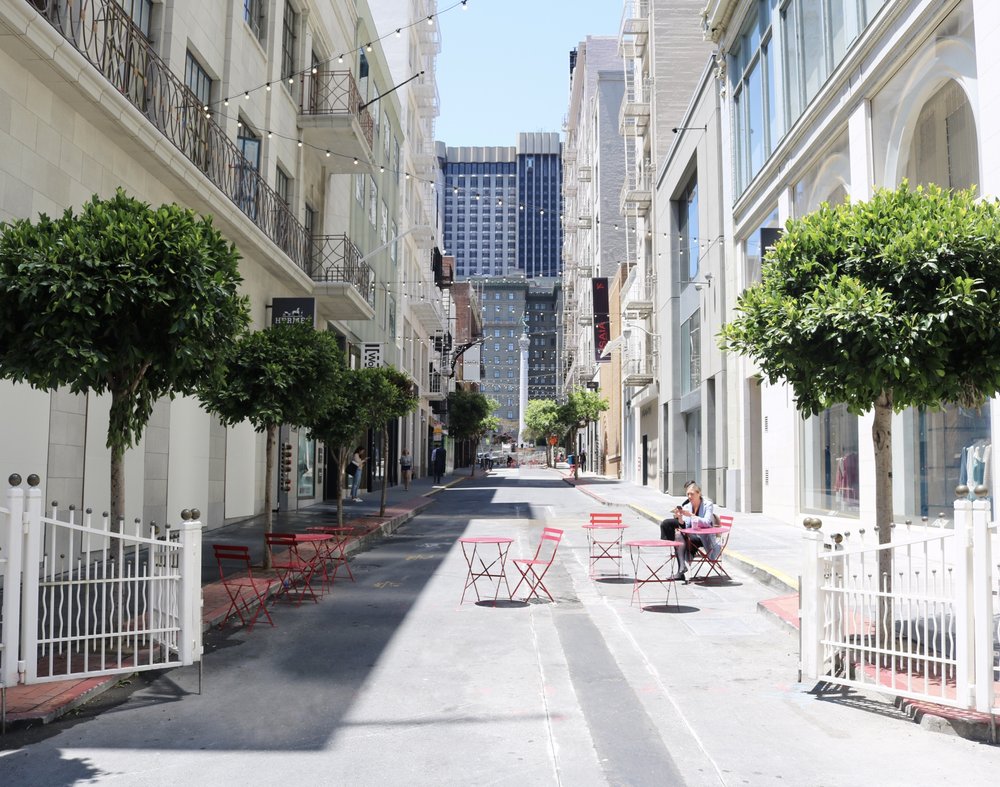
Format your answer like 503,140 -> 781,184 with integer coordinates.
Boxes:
800,488 -> 999,717
1,474 -> 202,690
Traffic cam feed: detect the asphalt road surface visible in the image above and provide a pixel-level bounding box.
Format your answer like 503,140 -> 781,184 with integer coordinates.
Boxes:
2,468 -> 997,785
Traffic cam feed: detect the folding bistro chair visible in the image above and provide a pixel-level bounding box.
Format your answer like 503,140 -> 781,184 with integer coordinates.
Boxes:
688,514 -> 733,581
510,527 -> 564,602
212,544 -> 275,631
589,512 -> 623,526
265,533 -> 321,605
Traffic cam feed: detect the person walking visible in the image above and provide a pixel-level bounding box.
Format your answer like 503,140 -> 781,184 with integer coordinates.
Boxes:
399,448 -> 412,491
578,450 -> 587,473
349,446 -> 366,502
432,444 -> 446,484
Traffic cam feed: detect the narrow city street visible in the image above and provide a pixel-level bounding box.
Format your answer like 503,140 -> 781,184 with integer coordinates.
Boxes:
1,468 -> 997,786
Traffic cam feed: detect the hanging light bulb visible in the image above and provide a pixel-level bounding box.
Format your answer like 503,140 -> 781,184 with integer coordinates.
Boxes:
395,28 -> 402,37
427,15 -> 434,25
337,53 -> 344,64
223,97 -> 229,106
326,150 -> 331,157
244,91 -> 250,100
265,83 -> 271,91
366,42 -> 373,52
267,130 -> 273,138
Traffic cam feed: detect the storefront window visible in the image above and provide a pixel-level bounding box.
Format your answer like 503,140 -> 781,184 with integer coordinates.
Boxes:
897,406 -> 991,520
801,403 -> 859,516
297,437 -> 315,498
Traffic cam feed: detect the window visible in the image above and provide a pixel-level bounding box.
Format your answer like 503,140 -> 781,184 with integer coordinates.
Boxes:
680,312 -> 701,395
368,177 -> 378,226
236,122 -> 261,218
731,0 -> 775,194
275,167 -> 290,206
677,174 -> 699,281
281,2 -> 298,85
355,173 -> 364,204
390,221 -> 398,264
244,0 -> 265,42
120,0 -> 153,36
304,202 -> 316,263
380,201 -> 388,243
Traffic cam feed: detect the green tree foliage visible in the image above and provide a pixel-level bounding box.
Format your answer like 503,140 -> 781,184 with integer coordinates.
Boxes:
447,389 -> 499,476
307,366 -> 367,526
0,190 -> 249,526
561,388 -> 609,433
720,183 -> 1000,585
199,323 -> 346,556
523,399 -> 562,444
354,366 -> 419,515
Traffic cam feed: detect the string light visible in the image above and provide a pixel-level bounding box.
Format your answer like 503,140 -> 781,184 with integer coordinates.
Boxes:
200,1 -> 472,114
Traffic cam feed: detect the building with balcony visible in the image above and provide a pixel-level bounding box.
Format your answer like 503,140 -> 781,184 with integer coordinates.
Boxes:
0,0 -> 435,523
370,0 -> 444,480
560,37 -> 628,475
617,0 -> 713,490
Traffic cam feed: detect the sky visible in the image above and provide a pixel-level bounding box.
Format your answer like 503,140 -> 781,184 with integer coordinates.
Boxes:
435,0 -> 623,147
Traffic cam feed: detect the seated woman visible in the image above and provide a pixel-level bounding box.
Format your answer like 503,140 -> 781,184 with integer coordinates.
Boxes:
658,481 -> 718,581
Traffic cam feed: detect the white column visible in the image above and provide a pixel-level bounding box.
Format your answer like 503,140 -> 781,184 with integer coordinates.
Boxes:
517,329 -> 530,446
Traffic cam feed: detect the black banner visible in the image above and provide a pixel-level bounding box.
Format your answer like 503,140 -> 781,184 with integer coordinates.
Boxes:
592,277 -> 610,363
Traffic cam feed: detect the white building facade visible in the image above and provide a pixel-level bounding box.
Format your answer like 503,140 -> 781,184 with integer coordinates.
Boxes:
0,0 -> 442,525
705,0 -> 998,526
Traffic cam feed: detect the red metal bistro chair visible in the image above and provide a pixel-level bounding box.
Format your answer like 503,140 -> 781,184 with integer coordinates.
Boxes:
265,533 -> 321,605
688,514 -> 734,581
510,528 -> 564,602
212,544 -> 275,631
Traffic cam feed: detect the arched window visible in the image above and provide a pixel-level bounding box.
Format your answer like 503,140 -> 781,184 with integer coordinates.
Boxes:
903,80 -> 978,191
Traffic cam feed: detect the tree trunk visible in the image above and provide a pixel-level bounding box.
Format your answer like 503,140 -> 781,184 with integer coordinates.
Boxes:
470,439 -> 476,477
336,446 -> 346,527
379,430 -> 389,517
262,423 -> 276,570
110,445 -> 125,533
872,389 -> 894,656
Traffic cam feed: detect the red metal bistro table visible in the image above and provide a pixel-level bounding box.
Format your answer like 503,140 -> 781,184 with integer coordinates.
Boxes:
625,539 -> 683,610
458,536 -> 513,605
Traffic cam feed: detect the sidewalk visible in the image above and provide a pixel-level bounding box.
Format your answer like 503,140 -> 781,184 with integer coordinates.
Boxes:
2,471 -> 468,728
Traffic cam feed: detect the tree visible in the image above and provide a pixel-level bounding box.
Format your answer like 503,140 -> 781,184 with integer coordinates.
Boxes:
719,182 -> 1000,593
523,399 -> 563,466
354,366 -> 419,516
562,388 -> 609,476
199,322 -> 346,563
447,389 -> 499,476
307,366 -> 366,526
0,190 -> 249,526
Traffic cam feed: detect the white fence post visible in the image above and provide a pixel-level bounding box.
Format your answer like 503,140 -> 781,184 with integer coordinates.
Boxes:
969,485 -> 994,713
953,489 -> 974,709
800,517 -> 824,679
19,475 -> 43,684
173,508 -> 203,667
1,476 -> 25,687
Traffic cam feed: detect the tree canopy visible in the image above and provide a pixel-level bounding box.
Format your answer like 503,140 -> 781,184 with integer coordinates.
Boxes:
720,183 -> 1000,570
720,183 -> 1000,417
0,189 -> 249,523
353,366 -> 419,514
523,399 -> 562,444
199,322 -> 346,548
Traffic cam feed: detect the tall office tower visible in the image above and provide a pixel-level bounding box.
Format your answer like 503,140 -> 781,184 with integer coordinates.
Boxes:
440,132 -> 563,440
516,133 -> 563,278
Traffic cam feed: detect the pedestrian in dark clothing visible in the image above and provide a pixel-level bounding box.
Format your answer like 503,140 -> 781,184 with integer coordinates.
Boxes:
432,445 -> 446,484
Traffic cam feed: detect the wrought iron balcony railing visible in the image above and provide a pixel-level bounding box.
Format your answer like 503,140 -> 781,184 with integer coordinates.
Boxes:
29,0 -> 354,291
310,235 -> 376,309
